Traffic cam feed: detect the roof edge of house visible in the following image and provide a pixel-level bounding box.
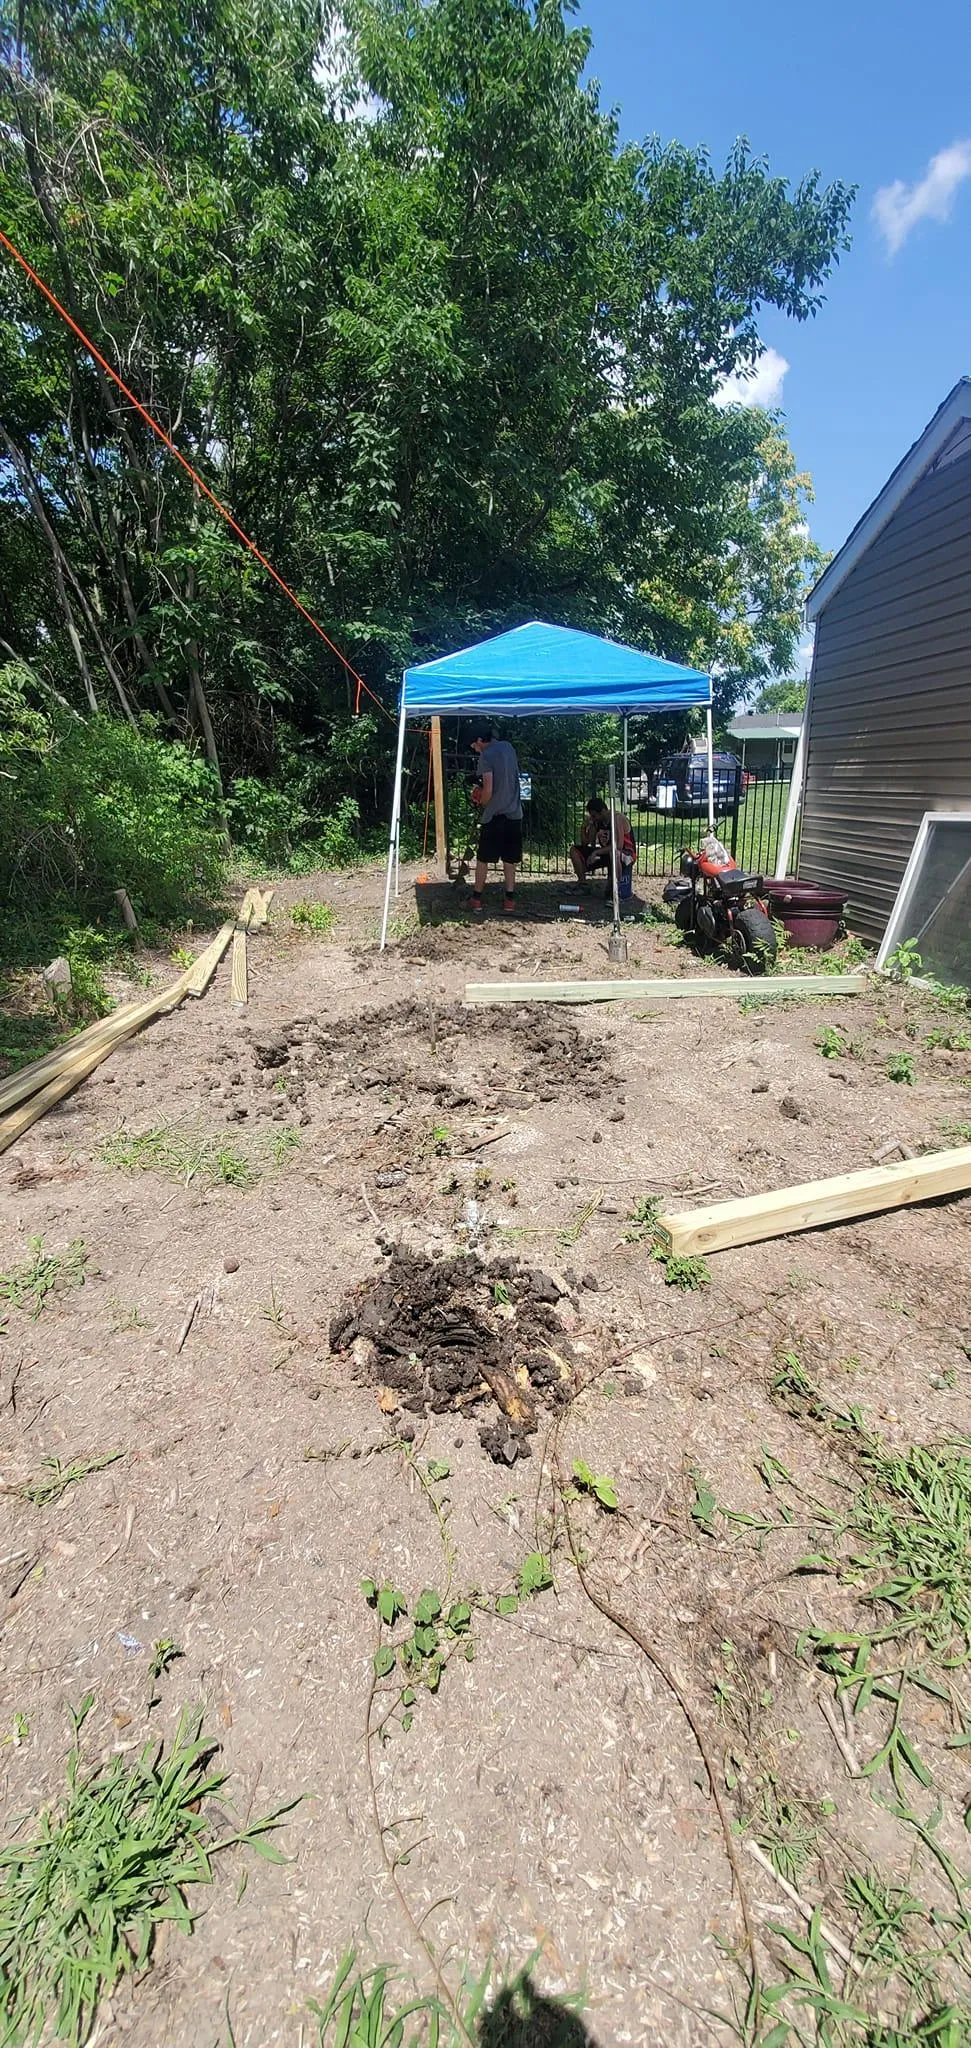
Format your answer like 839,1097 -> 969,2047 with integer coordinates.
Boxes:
806,377 -> 971,622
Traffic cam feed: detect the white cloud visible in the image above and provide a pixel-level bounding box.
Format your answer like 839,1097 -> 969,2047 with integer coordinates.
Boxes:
715,345 -> 789,412
872,141 -> 971,255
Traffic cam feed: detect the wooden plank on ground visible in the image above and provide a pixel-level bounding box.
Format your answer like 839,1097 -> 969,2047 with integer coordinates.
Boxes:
231,927 -> 248,1007
464,972 -> 867,1008
184,921 -> 235,996
249,887 -> 274,929
655,1145 -> 971,1257
0,969 -> 193,1155
0,999 -> 147,1118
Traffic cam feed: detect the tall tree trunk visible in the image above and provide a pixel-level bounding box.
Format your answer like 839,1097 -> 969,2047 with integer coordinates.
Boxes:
0,427 -> 99,711
1,430 -> 139,729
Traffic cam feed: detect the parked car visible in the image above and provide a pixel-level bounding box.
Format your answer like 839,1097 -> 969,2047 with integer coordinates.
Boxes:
646,750 -> 744,816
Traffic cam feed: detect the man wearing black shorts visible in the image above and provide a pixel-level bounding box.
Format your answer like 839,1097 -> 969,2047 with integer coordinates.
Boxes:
468,726 -> 523,915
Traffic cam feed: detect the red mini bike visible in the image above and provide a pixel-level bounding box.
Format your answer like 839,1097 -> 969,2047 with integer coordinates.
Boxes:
663,841 -> 777,973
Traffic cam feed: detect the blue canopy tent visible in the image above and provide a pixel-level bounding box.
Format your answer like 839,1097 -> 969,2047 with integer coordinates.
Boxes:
380,620 -> 713,947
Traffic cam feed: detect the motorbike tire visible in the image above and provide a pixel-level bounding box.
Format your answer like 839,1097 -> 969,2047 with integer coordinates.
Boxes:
735,905 -> 777,974
674,896 -> 695,933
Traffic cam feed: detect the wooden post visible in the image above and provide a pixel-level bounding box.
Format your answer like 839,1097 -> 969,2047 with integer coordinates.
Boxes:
114,888 -> 138,933
431,717 -> 446,869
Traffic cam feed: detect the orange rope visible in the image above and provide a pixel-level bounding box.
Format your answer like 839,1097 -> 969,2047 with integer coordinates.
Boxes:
0,227 -> 392,722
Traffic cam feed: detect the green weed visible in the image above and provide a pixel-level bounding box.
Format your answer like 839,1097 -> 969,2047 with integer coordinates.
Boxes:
816,1025 -> 848,1059
622,1195 -> 661,1243
495,1551 -> 555,1617
291,900 -> 334,935
362,1579 -> 474,1727
925,1025 -> 971,1051
0,1701 -> 291,2048
656,1251 -> 711,1290
887,1052 -> 917,1084
15,1451 -> 124,1507
0,1237 -> 89,1321
942,1119 -> 971,1143
571,1458 -> 618,1511
555,1192 -> 602,1252
885,938 -> 923,982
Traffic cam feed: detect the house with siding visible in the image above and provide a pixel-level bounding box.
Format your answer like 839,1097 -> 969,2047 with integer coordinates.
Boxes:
799,378 -> 971,941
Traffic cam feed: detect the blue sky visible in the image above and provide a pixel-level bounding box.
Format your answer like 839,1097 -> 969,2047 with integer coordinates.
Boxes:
580,0 -> 971,577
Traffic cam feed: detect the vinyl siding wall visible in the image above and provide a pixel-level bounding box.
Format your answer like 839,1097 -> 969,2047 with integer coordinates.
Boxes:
800,447 -> 971,941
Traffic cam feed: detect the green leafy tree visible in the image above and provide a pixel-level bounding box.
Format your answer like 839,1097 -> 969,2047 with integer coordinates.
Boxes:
0,0 -> 853,851
753,678 -> 809,713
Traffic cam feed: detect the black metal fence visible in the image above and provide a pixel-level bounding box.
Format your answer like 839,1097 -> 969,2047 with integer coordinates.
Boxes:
444,763 -> 796,882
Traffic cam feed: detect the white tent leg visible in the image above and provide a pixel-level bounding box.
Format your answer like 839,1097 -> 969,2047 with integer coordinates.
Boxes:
380,696 -> 408,951
705,705 -> 715,833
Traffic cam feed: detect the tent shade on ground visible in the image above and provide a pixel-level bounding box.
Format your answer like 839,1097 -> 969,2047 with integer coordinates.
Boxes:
381,621 -> 713,947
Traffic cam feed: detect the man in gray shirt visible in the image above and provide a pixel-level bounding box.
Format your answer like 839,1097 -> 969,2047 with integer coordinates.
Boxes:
469,725 -> 523,915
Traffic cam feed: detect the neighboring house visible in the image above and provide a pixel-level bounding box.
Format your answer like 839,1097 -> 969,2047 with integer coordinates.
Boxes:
727,711 -> 803,779
800,378 -> 971,941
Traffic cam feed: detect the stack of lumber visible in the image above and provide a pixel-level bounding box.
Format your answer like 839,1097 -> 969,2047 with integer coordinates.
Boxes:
0,889 -> 273,1156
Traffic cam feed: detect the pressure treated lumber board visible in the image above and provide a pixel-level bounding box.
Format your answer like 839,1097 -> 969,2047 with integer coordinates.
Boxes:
464,972 -> 867,1008
231,927 -> 248,1007
655,1145 -> 971,1257
249,887 -> 274,929
0,999 -> 147,1117
184,921 -> 235,996
0,924 -> 232,1138
0,972 -> 192,1155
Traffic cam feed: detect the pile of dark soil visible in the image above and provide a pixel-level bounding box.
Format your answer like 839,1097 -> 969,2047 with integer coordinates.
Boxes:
241,1001 -> 618,1113
329,1246 -> 598,1462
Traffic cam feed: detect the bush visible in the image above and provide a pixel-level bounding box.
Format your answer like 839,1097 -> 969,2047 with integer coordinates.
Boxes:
1,669 -> 226,946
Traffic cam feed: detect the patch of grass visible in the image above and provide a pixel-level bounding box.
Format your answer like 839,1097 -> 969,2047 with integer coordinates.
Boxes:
98,1123 -> 298,1190
291,900 -> 335,935
14,1451 -> 124,1507
750,1779 -> 822,1887
0,1237 -> 89,1321
555,1191 -> 602,1252
265,1125 -> 302,1168
0,1702 -> 291,2048
311,1951 -> 582,2048
942,1119 -> 971,1143
656,1251 -> 711,1290
106,1296 -> 147,1333
887,1052 -> 917,1084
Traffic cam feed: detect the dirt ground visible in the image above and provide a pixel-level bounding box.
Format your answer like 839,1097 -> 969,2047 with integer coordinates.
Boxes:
2,864 -> 970,2048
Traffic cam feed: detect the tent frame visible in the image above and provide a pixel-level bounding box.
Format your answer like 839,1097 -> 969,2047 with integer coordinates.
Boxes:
380,647 -> 715,952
